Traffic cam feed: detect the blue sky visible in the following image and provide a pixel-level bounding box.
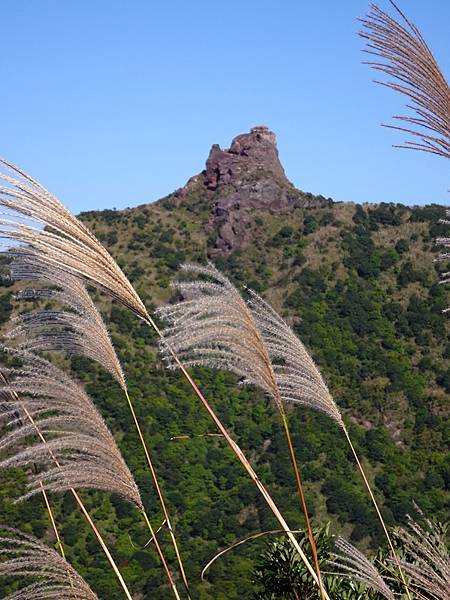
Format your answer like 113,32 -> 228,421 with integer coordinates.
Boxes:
1,0 -> 449,213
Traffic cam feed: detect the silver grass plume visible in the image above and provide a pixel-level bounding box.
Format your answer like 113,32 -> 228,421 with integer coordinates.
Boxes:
6,252 -> 189,599
157,263 -> 281,399
0,527 -> 99,600
329,537 -> 394,600
247,288 -> 343,425
0,158 -> 149,321
6,248 -> 126,389
393,517 -> 450,600
359,1 -> 450,159
0,349 -> 143,509
157,263 -> 343,426
436,210 -> 450,313
157,262 -> 330,597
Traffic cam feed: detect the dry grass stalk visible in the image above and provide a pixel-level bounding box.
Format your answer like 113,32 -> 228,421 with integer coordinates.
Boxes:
0,527 -> 99,600
6,250 -> 190,598
0,369 -> 66,560
436,210 -> 450,313
0,349 -> 143,508
161,353 -> 332,599
201,528 -> 303,581
0,158 -> 149,321
0,353 -> 136,600
359,1 -> 450,159
393,517 -> 450,600
6,248 -> 126,389
159,263 -> 412,598
329,536 -> 394,600
158,263 -> 332,598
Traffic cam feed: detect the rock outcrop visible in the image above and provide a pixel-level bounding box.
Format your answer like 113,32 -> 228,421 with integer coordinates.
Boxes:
173,126 -> 324,256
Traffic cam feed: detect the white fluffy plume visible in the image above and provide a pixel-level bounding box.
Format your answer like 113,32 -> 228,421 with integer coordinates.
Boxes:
0,527 -> 99,600
6,248 -> 126,389
0,158 -> 149,321
157,263 -> 343,425
0,349 -> 142,509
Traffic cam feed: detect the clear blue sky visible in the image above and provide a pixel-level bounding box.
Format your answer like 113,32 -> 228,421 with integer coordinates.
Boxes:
1,0 -> 449,213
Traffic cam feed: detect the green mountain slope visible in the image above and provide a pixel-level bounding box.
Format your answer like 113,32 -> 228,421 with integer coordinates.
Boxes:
0,128 -> 448,599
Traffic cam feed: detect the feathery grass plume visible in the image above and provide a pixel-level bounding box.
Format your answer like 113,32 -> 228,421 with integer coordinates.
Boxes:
0,349 -> 143,508
158,263 -> 332,597
0,527 -> 99,600
359,1 -> 450,159
0,158 -> 149,321
247,289 -> 343,425
0,368 -> 66,560
0,159 -> 324,597
6,248 -> 126,389
436,210 -> 450,313
0,162 -> 176,598
6,249 -> 190,599
159,262 -> 412,598
0,354 -> 137,600
158,263 -> 342,425
329,536 -> 394,600
0,351 -> 181,600
393,516 -> 450,600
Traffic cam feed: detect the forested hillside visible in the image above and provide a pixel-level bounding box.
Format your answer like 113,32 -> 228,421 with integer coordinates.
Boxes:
0,128 -> 448,599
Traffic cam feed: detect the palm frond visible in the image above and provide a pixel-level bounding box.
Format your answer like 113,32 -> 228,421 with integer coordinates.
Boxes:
0,527 -> 98,600
393,517 -> 450,600
6,248 -> 126,389
0,349 -> 142,509
157,263 -> 342,425
0,158 -> 149,320
329,536 -> 394,600
359,1 -> 450,159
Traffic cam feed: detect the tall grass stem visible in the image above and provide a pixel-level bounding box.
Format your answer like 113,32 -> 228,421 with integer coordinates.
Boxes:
145,315 -> 331,600
140,509 -> 181,600
19,402 -> 134,600
280,410 -> 326,600
343,426 -> 412,600
123,388 -> 190,598
39,482 -> 66,560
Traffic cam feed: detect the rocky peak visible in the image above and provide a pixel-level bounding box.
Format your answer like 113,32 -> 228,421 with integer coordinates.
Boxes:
204,126 -> 289,191
173,126 -> 324,256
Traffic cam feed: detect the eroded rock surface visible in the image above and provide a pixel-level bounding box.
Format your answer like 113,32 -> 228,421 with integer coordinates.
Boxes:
173,126 -> 324,256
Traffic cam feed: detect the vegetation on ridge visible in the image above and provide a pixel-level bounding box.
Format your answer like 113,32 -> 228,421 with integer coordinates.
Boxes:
0,1 -> 448,598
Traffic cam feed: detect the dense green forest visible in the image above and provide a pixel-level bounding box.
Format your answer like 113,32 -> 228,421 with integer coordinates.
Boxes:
0,181 -> 448,598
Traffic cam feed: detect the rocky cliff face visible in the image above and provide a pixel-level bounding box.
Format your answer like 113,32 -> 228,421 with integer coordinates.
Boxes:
173,126 -> 325,256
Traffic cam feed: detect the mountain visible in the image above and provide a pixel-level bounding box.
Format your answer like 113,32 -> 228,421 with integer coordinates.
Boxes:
172,125 -> 324,256
0,127 -> 448,599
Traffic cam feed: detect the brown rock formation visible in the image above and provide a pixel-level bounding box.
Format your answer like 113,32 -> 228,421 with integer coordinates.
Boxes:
173,126 -> 324,256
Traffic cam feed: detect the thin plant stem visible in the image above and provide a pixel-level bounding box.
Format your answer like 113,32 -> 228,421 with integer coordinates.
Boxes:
343,426 -> 412,600
141,510 -> 182,600
19,403 -> 134,600
123,387 -> 191,598
145,315 -> 332,600
39,482 -> 66,560
6,376 -> 66,562
280,410 -> 326,600
70,488 -> 133,600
